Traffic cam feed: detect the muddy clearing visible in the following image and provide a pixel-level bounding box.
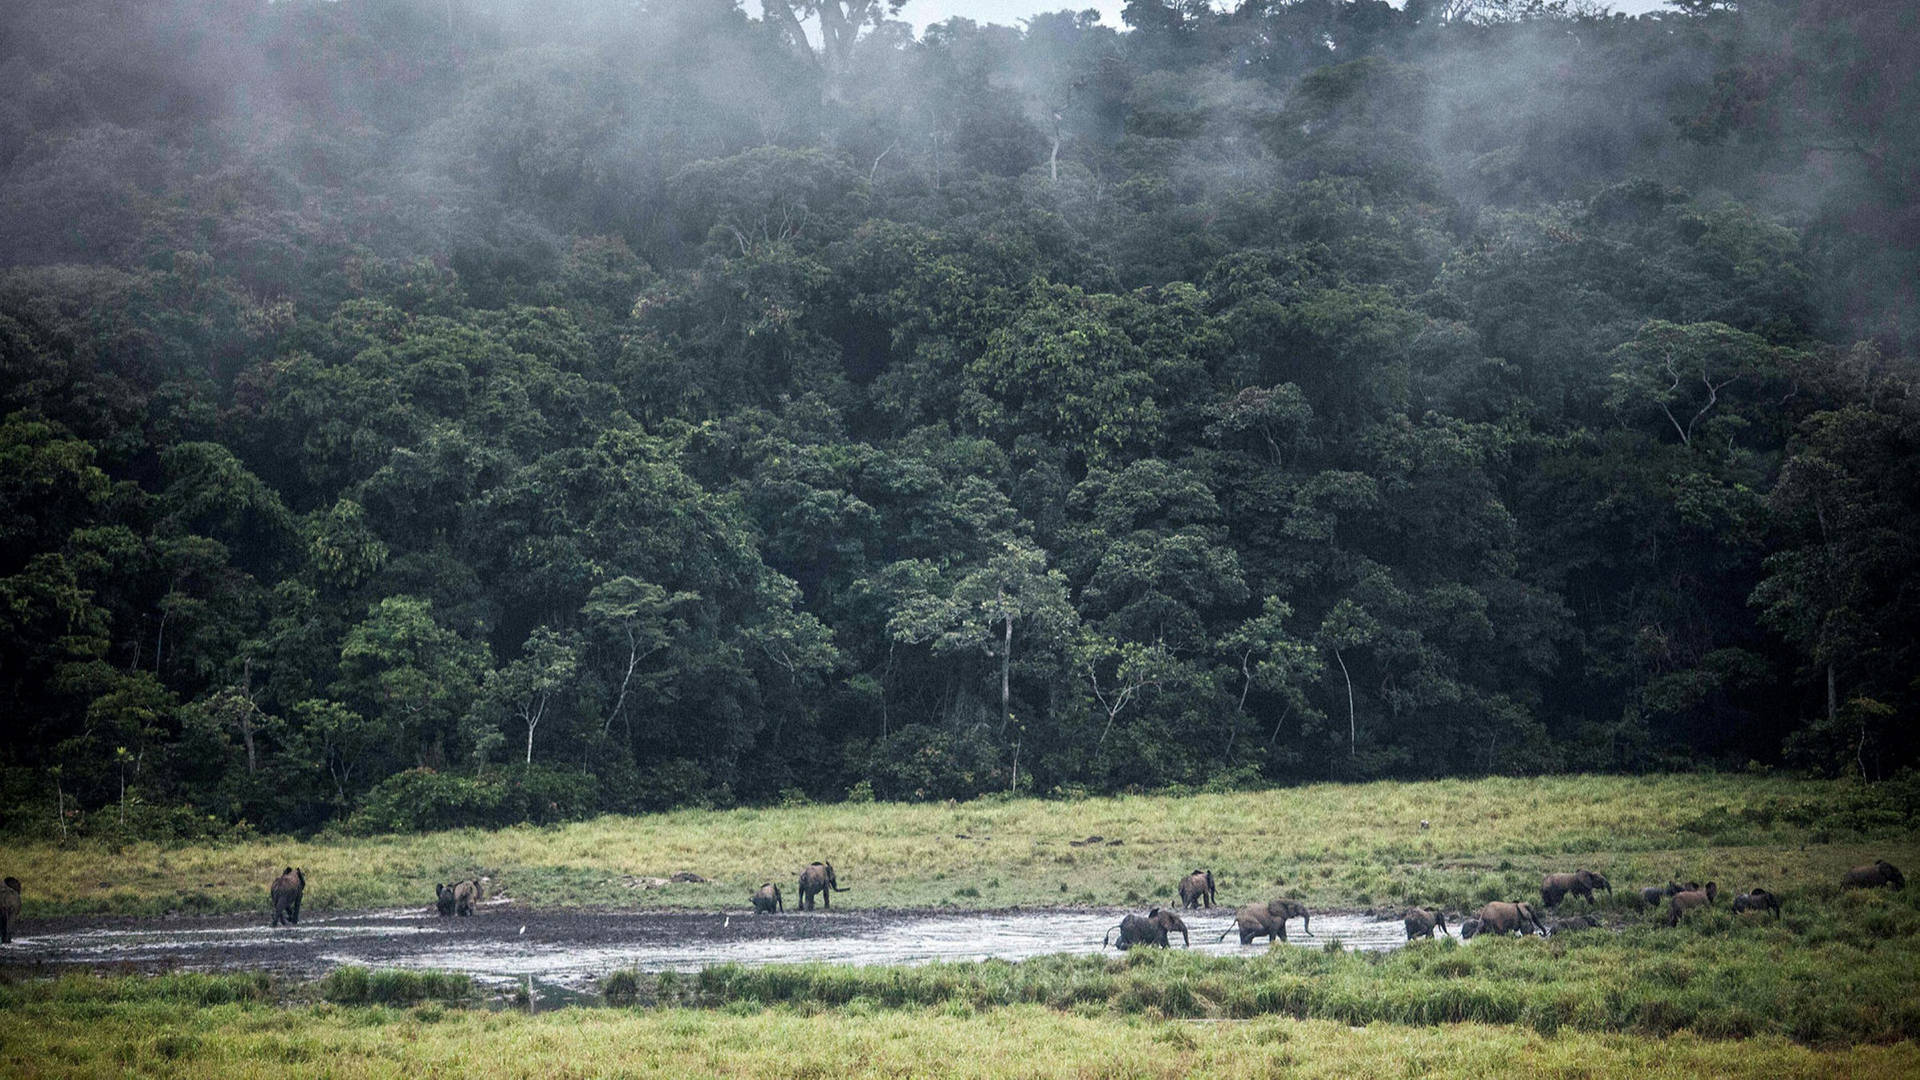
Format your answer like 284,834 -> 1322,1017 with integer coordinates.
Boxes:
0,905 -> 1414,996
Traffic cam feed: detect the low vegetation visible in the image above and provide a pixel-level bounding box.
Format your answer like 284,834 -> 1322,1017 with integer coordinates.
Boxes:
1,990 -> 1915,1080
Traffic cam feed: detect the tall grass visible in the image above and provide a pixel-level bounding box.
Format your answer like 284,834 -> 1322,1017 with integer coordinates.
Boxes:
6,774 -> 1913,917
1,995 -> 1915,1079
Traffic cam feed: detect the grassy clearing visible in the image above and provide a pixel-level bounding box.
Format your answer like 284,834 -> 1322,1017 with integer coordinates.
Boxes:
0,993 -> 1914,1079
5,774 -> 1913,917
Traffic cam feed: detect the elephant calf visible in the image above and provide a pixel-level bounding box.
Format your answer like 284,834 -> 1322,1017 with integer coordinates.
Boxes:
1403,907 -> 1449,939
1469,901 -> 1544,937
1842,860 -> 1906,890
1546,914 -> 1601,936
1666,882 -> 1717,926
1540,869 -> 1611,909
1218,899 -> 1312,945
1638,882 -> 1694,909
1106,908 -> 1187,949
1178,869 -> 1216,909
435,883 -> 457,917
1731,887 -> 1780,918
0,876 -> 19,944
270,867 -> 305,927
751,883 -> 783,913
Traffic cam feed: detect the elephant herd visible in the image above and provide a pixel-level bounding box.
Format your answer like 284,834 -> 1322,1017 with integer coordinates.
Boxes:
11,853 -> 1881,937
1100,859 -> 1908,951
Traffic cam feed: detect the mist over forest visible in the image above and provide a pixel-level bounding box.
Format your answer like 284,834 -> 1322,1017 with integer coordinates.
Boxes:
1,0 -> 1915,838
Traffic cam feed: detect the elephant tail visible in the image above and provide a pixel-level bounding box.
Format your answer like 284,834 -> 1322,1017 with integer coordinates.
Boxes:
1103,925 -> 1121,948
1215,925 -> 1235,944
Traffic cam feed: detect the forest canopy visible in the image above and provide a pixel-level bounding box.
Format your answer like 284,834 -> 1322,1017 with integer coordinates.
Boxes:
1,0 -> 1915,838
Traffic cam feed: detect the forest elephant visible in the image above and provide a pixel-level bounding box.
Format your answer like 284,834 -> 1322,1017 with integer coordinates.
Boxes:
797,861 -> 848,911
1666,882 -> 1717,926
1638,882 -> 1693,909
1105,908 -> 1179,950
0,877 -> 19,944
752,883 -> 784,913
1217,899 -> 1313,945
1841,861 -> 1906,890
435,883 -> 456,917
1540,869 -> 1611,909
452,879 -> 481,916
1546,914 -> 1601,935
1730,887 -> 1780,918
1149,908 -> 1190,946
1178,870 -> 1216,909
1403,907 -> 1450,939
1467,901 -> 1543,938
270,867 -> 306,927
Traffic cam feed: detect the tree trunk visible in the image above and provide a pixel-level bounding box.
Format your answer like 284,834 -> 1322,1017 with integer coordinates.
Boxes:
999,611 -> 1013,737
1335,648 -> 1355,759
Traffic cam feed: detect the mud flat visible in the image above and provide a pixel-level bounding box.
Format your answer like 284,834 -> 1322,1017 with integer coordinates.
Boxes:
0,906 -> 1411,992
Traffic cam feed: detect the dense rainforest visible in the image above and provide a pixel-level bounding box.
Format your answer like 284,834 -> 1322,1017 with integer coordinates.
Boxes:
1,0 -> 1915,838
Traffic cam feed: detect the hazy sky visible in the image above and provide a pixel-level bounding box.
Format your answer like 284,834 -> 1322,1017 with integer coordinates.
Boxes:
898,0 -> 1672,35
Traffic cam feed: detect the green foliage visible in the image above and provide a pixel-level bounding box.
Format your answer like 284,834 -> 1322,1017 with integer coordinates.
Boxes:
0,0 -> 1916,829
343,766 -> 599,834
317,967 -> 474,1006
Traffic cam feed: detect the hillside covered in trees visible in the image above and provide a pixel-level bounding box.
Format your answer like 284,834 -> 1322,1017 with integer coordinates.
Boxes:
2,0 -> 1915,837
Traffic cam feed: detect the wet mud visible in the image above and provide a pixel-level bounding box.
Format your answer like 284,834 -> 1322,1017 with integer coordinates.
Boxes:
0,904 -> 1418,994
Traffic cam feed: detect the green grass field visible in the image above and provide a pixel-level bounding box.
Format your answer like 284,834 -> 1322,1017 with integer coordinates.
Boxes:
1,983 -> 1916,1079
8,774 -> 1914,917
4,774 -> 1917,1077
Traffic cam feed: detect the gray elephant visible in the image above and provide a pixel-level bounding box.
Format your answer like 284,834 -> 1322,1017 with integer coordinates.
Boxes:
797,862 -> 848,911
1458,917 -> 1483,939
751,883 -> 783,913
1217,899 -> 1313,945
1666,882 -> 1717,926
1105,911 -> 1165,950
1841,860 -> 1906,890
1403,907 -> 1450,939
270,867 -> 305,927
452,879 -> 481,916
0,877 -> 19,944
1638,881 -> 1694,909
1546,914 -> 1601,935
1466,901 -> 1543,937
1149,908 -> 1190,946
1178,870 -> 1216,909
1540,869 -> 1611,909
1730,887 -> 1780,918
435,883 -> 457,917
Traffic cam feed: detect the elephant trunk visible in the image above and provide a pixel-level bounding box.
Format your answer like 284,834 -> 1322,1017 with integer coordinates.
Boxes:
1176,926 -> 1189,947
1300,913 -> 1313,937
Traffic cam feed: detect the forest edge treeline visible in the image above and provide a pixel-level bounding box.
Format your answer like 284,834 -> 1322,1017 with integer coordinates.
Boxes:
0,0 -> 1916,840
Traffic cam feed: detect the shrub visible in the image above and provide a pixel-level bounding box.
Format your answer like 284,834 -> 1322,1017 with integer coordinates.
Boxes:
344,766 -> 598,833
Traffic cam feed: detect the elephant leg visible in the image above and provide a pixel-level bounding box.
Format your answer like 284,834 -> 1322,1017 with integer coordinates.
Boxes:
822,891 -> 830,909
